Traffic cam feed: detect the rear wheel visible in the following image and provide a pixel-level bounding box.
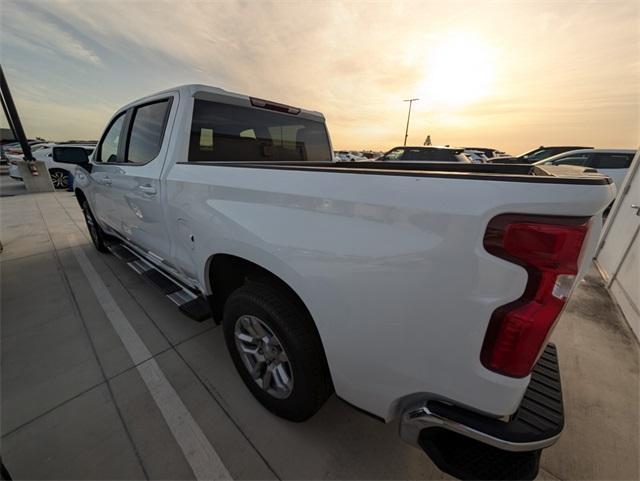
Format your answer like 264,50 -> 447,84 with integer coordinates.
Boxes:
81,200 -> 109,252
223,280 -> 332,421
49,169 -> 69,189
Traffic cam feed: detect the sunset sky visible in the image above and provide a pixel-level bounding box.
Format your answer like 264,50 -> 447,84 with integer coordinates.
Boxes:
1,0 -> 639,154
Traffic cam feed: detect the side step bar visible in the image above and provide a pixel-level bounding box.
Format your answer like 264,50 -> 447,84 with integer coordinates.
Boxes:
107,243 -> 211,322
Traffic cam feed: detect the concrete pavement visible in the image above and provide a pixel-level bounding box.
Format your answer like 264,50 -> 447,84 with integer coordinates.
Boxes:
1,190 -> 638,480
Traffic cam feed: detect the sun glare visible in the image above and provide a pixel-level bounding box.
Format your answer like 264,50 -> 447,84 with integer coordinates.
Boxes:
417,32 -> 497,109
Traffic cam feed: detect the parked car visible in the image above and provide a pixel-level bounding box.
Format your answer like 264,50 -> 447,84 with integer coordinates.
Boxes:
54,84 -> 614,480
379,146 -> 471,163
9,142 -> 96,188
534,149 -> 636,189
463,147 -> 507,159
490,145 -> 593,164
334,150 -> 366,161
463,149 -> 489,163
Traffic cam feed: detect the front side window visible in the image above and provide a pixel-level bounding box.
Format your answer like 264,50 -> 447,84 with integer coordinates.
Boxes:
127,100 -> 171,164
188,100 -> 332,162
98,113 -> 126,163
552,154 -> 589,166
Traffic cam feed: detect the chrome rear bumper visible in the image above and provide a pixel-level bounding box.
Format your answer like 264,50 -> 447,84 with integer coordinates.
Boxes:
400,343 -> 564,479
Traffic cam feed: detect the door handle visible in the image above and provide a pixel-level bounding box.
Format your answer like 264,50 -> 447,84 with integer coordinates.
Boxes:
102,176 -> 112,186
138,184 -> 157,195
631,204 -> 640,216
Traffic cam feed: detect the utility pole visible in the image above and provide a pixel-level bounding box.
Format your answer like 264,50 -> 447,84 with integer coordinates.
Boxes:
403,98 -> 418,146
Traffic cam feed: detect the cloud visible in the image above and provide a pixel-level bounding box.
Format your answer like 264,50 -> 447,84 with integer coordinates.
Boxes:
1,0 -> 638,151
2,2 -> 102,66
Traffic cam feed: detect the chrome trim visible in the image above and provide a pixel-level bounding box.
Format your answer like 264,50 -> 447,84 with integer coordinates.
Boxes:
399,403 -> 560,453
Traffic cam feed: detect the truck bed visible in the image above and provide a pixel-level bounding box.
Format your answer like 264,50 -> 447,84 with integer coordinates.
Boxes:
183,161 -> 611,185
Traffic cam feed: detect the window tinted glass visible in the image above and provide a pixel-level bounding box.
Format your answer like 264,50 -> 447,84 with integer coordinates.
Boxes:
189,100 -> 331,162
590,153 -> 634,169
99,114 -> 125,163
127,100 -> 170,164
553,154 -> 589,166
527,149 -> 555,161
400,148 -> 461,162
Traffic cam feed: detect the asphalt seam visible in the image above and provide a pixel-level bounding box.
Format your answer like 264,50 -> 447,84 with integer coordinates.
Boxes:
30,195 -> 152,480
92,214 -> 282,480
70,238 -> 232,480
113,264 -> 283,480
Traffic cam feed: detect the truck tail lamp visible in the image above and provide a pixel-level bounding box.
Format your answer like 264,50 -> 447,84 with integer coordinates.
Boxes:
481,214 -> 590,377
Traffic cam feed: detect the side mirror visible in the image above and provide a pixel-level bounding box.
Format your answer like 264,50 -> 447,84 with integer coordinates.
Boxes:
52,146 -> 90,165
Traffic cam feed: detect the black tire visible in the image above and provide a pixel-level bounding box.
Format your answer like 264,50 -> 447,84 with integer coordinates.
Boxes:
223,280 -> 332,421
82,200 -> 109,252
49,169 -> 69,189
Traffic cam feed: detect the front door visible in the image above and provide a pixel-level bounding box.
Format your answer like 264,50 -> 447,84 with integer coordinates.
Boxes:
106,96 -> 175,269
90,112 -> 127,227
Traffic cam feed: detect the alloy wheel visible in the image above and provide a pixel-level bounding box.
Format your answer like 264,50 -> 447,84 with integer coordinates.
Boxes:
50,171 -> 68,189
234,314 -> 294,399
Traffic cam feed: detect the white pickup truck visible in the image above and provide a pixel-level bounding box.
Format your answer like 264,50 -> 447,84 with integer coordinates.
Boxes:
54,84 -> 615,480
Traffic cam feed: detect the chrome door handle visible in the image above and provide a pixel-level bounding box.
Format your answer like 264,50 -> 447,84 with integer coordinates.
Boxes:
138,184 -> 157,195
632,204 -> 640,216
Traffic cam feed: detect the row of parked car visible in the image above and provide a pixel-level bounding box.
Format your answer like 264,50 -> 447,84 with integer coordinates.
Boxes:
5,139 -> 634,194
368,145 -> 635,190
2,140 -> 96,189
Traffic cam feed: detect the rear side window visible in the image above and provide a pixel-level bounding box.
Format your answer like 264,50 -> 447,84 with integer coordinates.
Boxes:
127,99 -> 171,164
590,153 -> 634,169
98,113 -> 126,163
400,148 -> 463,162
188,100 -> 332,162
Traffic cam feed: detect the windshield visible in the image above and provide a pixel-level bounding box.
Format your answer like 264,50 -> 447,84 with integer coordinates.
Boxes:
189,100 -> 332,162
518,147 -> 556,161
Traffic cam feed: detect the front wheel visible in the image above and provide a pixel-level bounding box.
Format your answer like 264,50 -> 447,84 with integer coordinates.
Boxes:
223,280 -> 332,421
49,169 -> 69,189
81,200 -> 109,252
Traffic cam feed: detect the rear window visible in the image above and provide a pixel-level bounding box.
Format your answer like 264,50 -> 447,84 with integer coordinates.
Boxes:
189,100 -> 332,162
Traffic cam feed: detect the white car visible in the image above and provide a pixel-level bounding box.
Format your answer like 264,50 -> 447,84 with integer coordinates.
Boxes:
534,149 -> 635,189
9,143 -> 96,189
334,150 -> 365,162
54,84 -> 614,480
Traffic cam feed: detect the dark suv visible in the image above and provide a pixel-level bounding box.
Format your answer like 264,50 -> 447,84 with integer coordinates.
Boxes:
490,146 -> 593,164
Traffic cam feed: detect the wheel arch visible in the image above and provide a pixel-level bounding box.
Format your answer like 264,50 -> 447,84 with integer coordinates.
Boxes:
205,253 -> 334,385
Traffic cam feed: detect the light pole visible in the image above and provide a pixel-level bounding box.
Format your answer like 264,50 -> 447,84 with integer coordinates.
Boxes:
403,98 -> 419,146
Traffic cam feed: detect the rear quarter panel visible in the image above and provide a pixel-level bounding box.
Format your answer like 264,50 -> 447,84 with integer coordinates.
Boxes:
165,164 -> 614,420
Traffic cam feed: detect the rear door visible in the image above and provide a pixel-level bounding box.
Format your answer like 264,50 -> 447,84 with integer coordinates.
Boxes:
589,152 -> 634,188
103,95 -> 176,265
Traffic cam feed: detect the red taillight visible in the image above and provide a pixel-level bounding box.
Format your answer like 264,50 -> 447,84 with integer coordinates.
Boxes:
481,214 -> 590,377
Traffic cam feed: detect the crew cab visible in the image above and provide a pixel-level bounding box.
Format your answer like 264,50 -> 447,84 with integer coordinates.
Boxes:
55,84 -> 615,480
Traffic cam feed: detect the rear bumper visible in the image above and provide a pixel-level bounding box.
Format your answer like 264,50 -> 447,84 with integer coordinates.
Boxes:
400,343 -> 563,479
